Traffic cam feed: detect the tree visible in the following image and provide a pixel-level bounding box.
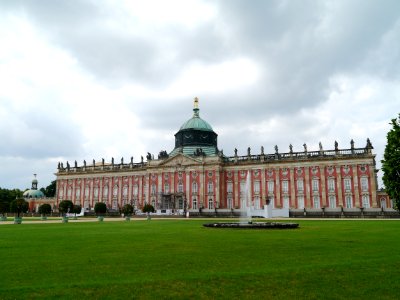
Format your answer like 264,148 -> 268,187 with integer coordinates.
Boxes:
0,201 -> 9,215
142,203 -> 155,213
382,114 -> 400,210
72,204 -> 82,217
38,203 -> 52,216
10,198 -> 29,218
58,200 -> 74,216
44,180 -> 56,197
94,202 -> 107,216
121,204 -> 134,216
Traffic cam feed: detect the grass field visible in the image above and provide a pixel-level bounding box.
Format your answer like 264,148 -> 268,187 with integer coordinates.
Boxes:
0,219 -> 399,299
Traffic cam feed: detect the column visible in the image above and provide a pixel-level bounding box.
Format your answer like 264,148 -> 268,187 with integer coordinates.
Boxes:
336,166 -> 343,207
352,165 -> 360,207
275,168 -> 281,208
234,170 -> 239,208
305,166 -> 311,207
369,163 -> 377,207
261,168 -> 266,206
320,166 -> 327,207
290,167 -> 295,208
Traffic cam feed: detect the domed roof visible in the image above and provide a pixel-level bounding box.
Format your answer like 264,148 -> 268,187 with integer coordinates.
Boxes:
23,174 -> 44,199
23,189 -> 45,198
179,97 -> 214,132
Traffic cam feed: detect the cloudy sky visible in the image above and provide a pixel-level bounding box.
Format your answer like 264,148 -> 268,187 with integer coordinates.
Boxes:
1,0 -> 399,190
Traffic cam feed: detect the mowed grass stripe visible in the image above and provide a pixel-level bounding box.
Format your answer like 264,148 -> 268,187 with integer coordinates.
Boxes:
0,220 -> 399,299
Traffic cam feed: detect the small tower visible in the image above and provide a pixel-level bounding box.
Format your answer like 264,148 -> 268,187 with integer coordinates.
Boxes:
32,174 -> 38,190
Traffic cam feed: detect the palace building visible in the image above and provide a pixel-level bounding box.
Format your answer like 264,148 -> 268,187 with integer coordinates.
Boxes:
55,98 -> 392,214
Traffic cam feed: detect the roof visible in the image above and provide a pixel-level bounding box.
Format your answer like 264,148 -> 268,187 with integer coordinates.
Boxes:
23,189 -> 45,198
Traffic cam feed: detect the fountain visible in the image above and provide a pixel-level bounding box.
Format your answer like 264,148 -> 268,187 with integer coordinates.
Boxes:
203,171 -> 299,229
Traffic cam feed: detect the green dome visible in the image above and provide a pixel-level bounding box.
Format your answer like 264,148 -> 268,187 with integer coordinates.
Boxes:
180,115 -> 213,131
23,189 -> 45,198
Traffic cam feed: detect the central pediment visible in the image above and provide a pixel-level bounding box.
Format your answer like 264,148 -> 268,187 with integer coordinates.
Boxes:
157,153 -> 203,167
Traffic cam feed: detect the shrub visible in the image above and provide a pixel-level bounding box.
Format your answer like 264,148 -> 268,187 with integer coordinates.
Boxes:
59,200 -> 74,216
121,204 -> 134,216
94,202 -> 107,216
10,198 -> 29,217
38,203 -> 52,216
72,205 -> 82,216
142,203 -> 155,213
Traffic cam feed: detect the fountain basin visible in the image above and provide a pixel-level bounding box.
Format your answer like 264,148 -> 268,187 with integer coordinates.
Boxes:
203,222 -> 299,229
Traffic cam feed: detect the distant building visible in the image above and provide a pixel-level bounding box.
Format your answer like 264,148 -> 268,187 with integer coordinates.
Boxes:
55,98 -> 392,213
23,174 -> 55,212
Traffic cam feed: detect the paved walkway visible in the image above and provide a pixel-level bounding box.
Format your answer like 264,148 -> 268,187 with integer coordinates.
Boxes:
1,216 -> 399,225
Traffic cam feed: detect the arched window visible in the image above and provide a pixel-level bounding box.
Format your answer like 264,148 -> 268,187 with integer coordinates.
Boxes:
192,182 -> 198,193
208,181 -> 213,194
208,198 -> 214,209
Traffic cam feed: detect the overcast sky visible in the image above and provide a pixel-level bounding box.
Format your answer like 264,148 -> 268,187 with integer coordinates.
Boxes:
1,0 -> 399,190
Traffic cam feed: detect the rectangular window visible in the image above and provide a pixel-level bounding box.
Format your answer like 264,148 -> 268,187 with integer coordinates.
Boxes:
208,198 -> 214,209
192,198 -> 197,210
268,181 -> 274,193
361,177 -> 368,192
178,182 -> 183,193
312,179 -> 319,192
240,181 -> 246,195
192,182 -> 198,193
227,182 -> 233,193
208,181 -> 213,194
297,196 -> 304,209
227,197 -> 233,209
133,185 -> 138,196
345,195 -> 352,208
362,195 -> 370,208
151,184 -> 156,195
328,178 -> 335,192
329,195 -> 336,208
283,196 -> 290,208
164,183 -> 170,194
269,196 -> 275,208
313,196 -> 320,208
282,181 -> 289,193
297,180 -> 304,192
254,196 -> 260,209
254,181 -> 260,193
344,178 -> 351,192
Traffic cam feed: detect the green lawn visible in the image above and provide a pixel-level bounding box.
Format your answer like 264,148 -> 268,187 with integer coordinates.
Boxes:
0,220 -> 399,299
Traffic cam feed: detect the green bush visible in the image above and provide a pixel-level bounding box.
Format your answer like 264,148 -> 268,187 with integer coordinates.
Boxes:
142,203 -> 155,213
94,202 -> 107,216
58,200 -> 74,216
72,204 -> 82,216
38,203 -> 52,216
121,204 -> 134,216
10,198 -> 29,217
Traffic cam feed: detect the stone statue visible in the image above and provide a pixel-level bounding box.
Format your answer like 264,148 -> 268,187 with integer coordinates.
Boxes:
102,158 -> 105,165
247,147 -> 251,156
141,156 -> 144,163
58,162 -> 60,169
350,139 -> 354,149
66,161 -> 70,170
274,145 -> 278,154
83,160 -> 86,167
131,156 -> 133,164
74,160 -> 77,168
234,148 -> 238,156
261,146 -> 264,155
366,138 -> 373,149
93,159 -> 95,166
289,144 -> 293,153
146,152 -> 152,161
319,142 -> 323,151
61,162 -> 64,169
121,157 -> 124,164
335,140 -> 338,151
303,143 -> 307,152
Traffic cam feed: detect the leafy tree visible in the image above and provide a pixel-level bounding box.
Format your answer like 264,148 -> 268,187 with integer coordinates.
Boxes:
94,202 -> 107,216
121,204 -> 134,216
59,200 -> 74,216
72,204 -> 82,217
10,198 -> 29,218
38,203 -> 52,216
0,201 -> 9,214
0,188 -> 23,207
44,180 -> 56,197
382,114 -> 400,210
142,203 -> 155,213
